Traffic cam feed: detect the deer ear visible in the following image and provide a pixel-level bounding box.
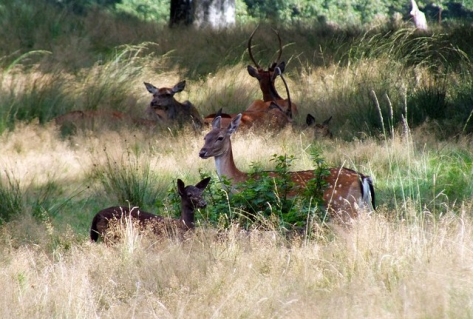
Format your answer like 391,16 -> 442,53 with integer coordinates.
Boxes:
247,65 -> 260,79
177,179 -> 185,196
211,116 -> 222,129
322,116 -> 333,125
227,114 -> 242,135
173,80 -> 186,93
195,177 -> 211,190
277,61 -> 285,73
144,82 -> 157,94
306,114 -> 315,126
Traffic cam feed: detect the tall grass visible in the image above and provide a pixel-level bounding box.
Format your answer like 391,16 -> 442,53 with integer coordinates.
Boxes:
0,2 -> 471,317
0,210 -> 471,318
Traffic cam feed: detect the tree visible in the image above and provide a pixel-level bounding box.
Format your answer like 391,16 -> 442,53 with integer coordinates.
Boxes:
410,0 -> 429,30
194,0 -> 236,28
169,0 -> 193,26
169,0 -> 236,28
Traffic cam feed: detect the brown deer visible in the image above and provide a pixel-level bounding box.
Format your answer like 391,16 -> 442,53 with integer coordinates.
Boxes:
90,177 -> 211,242
53,110 -> 157,132
144,80 -> 204,130
306,114 -> 333,139
203,66 -> 293,132
199,115 -> 375,222
246,26 -> 298,117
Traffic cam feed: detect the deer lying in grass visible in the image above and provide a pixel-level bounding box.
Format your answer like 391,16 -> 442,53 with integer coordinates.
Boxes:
144,80 -> 204,130
203,67 -> 293,132
245,26 -> 298,117
90,177 -> 211,242
306,114 -> 333,139
199,114 -> 375,222
53,110 -> 157,131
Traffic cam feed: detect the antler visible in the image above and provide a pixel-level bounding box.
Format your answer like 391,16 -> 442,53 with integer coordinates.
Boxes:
248,26 -> 284,70
274,67 -> 292,120
247,25 -> 260,69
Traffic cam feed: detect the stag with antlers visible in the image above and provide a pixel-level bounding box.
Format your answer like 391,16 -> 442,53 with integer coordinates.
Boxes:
245,26 -> 298,117
203,66 -> 293,132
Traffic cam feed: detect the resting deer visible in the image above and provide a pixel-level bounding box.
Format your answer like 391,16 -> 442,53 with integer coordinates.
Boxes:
246,26 -> 298,117
199,115 -> 375,222
306,114 -> 333,139
203,67 -> 293,132
90,177 -> 211,242
53,110 -> 157,130
144,80 -> 204,130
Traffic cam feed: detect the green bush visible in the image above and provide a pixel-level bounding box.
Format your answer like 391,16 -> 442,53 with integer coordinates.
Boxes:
197,149 -> 330,231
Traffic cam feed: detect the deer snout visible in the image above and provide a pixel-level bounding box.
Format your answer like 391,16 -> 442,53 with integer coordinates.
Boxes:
199,149 -> 209,159
193,199 -> 207,209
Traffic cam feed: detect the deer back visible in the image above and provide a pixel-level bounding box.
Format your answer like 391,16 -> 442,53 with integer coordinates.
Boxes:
199,114 -> 375,222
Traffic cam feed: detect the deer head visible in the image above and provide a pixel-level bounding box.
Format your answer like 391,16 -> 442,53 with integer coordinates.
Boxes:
306,114 -> 333,139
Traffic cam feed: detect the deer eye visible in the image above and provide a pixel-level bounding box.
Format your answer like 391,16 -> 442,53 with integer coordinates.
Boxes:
217,136 -> 224,141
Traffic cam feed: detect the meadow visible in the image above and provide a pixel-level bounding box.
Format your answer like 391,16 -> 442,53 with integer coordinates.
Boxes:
0,2 -> 472,318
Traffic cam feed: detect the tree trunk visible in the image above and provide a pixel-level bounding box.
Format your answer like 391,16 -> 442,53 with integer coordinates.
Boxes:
410,0 -> 429,31
169,0 -> 194,27
194,0 -> 235,29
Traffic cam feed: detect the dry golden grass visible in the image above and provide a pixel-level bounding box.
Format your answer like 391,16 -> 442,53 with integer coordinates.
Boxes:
0,45 -> 471,317
0,117 -> 471,318
0,209 -> 471,318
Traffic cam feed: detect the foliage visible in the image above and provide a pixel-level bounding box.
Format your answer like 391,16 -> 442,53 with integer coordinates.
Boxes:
11,0 -> 471,27
199,149 -> 331,231
115,0 -> 169,22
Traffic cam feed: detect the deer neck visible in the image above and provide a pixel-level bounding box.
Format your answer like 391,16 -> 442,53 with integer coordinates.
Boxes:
262,84 -> 283,102
214,142 -> 247,184
179,201 -> 195,229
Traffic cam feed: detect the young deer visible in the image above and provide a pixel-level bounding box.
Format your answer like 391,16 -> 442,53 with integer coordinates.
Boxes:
245,26 -> 298,117
90,177 -> 211,242
144,80 -> 204,130
199,115 -> 375,222
306,114 -> 333,139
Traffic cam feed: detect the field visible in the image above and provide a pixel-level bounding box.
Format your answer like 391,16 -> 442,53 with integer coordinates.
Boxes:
0,2 -> 472,318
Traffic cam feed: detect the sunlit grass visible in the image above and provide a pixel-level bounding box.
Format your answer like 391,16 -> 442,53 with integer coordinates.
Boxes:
0,209 -> 471,318
0,4 -> 471,317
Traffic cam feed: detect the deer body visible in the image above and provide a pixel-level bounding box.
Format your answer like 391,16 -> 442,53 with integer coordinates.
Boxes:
144,81 -> 204,130
203,106 -> 291,132
199,115 -> 374,221
54,110 -> 157,131
90,177 -> 210,242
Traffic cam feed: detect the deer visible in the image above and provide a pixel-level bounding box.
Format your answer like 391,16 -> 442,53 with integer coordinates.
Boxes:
203,66 -> 293,132
199,114 -> 375,223
144,80 -> 204,130
53,110 -> 157,131
90,177 -> 211,242
306,114 -> 333,139
245,26 -> 298,117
